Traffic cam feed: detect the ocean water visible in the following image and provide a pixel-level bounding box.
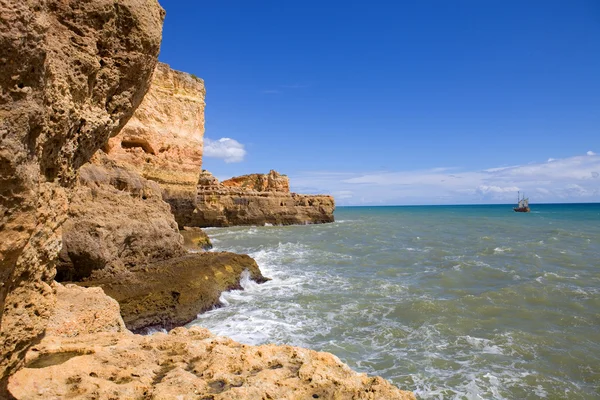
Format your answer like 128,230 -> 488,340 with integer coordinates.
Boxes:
189,204 -> 600,399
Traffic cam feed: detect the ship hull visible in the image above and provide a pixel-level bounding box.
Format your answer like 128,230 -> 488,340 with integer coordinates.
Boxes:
513,207 -> 530,213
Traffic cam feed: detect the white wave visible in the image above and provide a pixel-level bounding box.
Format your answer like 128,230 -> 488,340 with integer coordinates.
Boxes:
462,335 -> 504,355
494,247 -> 512,253
139,326 -> 168,336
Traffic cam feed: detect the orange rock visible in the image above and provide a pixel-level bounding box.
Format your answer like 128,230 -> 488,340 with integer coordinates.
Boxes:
189,171 -> 335,227
9,326 -> 415,400
0,0 -> 164,382
105,62 -> 206,195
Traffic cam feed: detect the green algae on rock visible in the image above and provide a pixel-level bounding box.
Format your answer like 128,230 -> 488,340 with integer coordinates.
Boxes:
77,252 -> 268,332
181,226 -> 213,250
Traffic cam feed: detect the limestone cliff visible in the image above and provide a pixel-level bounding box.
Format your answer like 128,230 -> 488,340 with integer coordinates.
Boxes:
109,64 -> 335,228
104,62 -> 206,223
186,170 -> 335,227
0,0 -> 164,383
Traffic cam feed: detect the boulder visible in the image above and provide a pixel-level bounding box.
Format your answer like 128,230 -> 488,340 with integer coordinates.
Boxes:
77,252 -> 268,332
181,226 -> 213,251
222,170 -> 291,192
0,0 -> 164,383
46,283 -> 127,338
57,153 -> 186,281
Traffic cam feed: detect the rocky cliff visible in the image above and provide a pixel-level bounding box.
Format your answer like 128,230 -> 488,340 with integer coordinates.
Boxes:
0,2 -> 413,398
107,64 -> 335,227
0,0 -> 164,384
104,61 -> 206,224
185,170 -> 335,227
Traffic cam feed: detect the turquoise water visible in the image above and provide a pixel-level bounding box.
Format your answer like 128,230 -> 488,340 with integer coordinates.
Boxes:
190,204 -> 600,399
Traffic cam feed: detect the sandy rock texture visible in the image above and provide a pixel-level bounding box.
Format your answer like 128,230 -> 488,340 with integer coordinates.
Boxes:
0,0 -> 164,383
46,283 -> 127,338
9,326 -> 415,400
77,252 -> 268,332
57,152 -> 186,281
188,170 -> 335,227
104,62 -> 206,225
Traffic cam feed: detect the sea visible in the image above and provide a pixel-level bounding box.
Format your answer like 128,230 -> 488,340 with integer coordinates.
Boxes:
188,204 -> 600,399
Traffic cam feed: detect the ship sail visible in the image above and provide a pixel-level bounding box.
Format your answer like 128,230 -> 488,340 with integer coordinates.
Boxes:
514,191 -> 530,212
518,198 -> 529,208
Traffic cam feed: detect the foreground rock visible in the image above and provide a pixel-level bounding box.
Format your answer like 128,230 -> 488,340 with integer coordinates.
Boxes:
7,285 -> 415,398
188,170 -> 335,227
46,283 -> 127,338
77,252 -> 267,332
9,327 -> 415,400
0,0 -> 164,382
57,153 -> 186,281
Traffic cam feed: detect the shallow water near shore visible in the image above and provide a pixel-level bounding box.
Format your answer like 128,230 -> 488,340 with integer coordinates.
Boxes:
189,204 -> 600,399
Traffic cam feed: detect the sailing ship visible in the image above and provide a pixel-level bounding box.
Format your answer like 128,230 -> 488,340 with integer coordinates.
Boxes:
513,191 -> 530,213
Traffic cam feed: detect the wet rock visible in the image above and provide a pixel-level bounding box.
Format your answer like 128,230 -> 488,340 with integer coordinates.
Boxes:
181,226 -> 213,251
76,252 -> 268,332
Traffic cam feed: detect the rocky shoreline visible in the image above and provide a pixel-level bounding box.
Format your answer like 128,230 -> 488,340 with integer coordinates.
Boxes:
0,1 -> 414,398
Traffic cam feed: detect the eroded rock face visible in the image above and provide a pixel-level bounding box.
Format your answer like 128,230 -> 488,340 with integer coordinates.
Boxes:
0,0 -> 164,382
104,62 -> 206,223
77,252 -> 267,332
9,327 -> 415,400
46,283 -> 127,338
186,170 -> 335,227
222,170 -> 291,192
57,152 -> 186,281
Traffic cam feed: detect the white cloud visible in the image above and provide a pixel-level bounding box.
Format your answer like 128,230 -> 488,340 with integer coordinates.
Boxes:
289,152 -> 600,205
203,138 -> 246,163
476,185 -> 520,194
587,151 -> 596,156
333,190 -> 354,199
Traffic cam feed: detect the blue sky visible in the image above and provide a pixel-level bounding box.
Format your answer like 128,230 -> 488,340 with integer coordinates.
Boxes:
158,0 -> 600,205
